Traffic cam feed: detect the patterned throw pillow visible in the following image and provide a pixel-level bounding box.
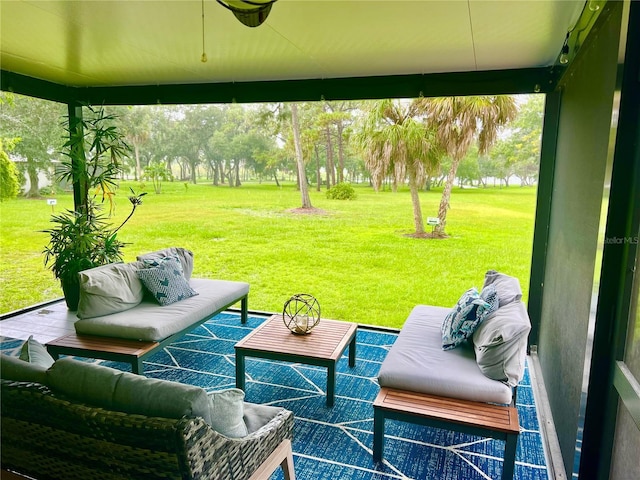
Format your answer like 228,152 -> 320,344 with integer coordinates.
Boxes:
441,286 -> 498,351
137,256 -> 198,306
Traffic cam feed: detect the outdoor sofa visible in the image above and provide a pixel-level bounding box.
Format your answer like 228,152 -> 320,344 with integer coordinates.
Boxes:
375,271 -> 531,480
49,247 -> 250,373
0,350 -> 295,480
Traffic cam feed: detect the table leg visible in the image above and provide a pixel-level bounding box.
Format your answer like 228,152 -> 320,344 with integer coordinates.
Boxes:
236,351 -> 246,390
501,433 -> 518,480
348,334 -> 356,368
133,358 -> 144,375
327,363 -> 336,407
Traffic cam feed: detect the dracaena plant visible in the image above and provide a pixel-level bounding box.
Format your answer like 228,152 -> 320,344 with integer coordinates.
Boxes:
43,105 -> 145,307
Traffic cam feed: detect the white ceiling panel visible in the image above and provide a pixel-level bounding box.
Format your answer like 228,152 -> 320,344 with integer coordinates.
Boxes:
0,0 -> 587,87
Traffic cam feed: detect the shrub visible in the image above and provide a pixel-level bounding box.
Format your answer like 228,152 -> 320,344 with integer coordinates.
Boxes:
0,140 -> 20,200
326,182 -> 357,200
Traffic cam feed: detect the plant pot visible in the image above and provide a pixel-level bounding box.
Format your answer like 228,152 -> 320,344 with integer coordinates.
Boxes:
61,279 -> 80,311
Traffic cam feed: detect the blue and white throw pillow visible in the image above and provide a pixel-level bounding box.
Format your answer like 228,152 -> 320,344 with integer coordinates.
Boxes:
137,256 -> 198,306
441,286 -> 497,350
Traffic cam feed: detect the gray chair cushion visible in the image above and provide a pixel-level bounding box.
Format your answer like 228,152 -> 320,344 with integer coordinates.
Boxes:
208,388 -> 248,438
243,402 -> 285,434
378,305 -> 513,404
472,301 -> 531,386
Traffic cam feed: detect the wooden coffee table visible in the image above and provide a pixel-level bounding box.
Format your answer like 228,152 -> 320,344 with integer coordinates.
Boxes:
235,314 -> 357,407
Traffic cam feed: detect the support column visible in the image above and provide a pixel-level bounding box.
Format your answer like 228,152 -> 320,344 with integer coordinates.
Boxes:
66,102 -> 87,213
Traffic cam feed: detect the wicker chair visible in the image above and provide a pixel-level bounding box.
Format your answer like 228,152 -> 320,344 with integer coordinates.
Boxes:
0,379 -> 295,480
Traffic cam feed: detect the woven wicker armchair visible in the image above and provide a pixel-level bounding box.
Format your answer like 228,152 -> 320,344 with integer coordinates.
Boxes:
1,379 -> 295,480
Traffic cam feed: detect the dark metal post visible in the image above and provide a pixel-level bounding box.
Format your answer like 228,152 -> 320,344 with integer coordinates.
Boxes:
66,102 -> 87,213
527,90 -> 562,347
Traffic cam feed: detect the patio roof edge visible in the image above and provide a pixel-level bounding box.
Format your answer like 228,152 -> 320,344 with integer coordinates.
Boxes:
2,67 -> 558,106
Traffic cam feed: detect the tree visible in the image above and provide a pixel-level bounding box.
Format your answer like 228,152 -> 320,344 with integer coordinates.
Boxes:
357,99 -> 440,236
144,161 -> 172,193
418,96 -> 517,237
290,103 -> 312,209
0,92 -> 66,197
0,139 -> 20,200
116,106 -> 152,180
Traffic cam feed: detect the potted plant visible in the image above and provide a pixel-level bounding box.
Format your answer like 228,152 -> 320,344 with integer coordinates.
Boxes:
43,106 -> 145,310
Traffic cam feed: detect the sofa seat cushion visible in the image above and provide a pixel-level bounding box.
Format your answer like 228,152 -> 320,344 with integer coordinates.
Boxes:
377,305 -> 513,405
74,278 -> 249,342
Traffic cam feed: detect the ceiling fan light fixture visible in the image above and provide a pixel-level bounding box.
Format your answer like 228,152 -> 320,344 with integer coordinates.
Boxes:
217,0 -> 277,28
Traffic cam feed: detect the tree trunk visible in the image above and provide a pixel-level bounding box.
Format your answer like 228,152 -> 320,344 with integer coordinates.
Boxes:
190,161 -> 197,184
434,155 -> 463,236
134,143 -> 142,181
409,174 -> 425,235
273,171 -> 280,187
325,126 -> 335,189
234,160 -> 241,187
291,104 -> 312,209
337,123 -> 344,184
315,145 -> 321,192
26,162 -> 39,197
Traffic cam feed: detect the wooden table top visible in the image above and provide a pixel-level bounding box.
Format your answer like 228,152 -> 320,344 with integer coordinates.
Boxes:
235,314 -> 357,361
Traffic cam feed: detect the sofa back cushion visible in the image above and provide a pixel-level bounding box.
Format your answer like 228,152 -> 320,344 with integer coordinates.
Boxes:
482,270 -> 523,307
77,262 -> 145,319
47,358 -> 211,425
472,301 -> 531,386
137,247 -> 194,280
0,353 -> 48,384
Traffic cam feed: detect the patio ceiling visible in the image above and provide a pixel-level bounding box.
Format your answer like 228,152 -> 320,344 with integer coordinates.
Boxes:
1,0 -> 586,90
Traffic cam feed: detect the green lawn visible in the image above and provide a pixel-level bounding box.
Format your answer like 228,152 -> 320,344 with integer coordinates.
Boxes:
0,182 -> 536,328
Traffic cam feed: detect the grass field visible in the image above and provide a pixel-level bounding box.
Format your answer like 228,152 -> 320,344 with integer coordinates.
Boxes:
0,181 -> 537,328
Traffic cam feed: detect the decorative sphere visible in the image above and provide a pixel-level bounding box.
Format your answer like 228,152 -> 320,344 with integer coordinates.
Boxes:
283,294 -> 320,334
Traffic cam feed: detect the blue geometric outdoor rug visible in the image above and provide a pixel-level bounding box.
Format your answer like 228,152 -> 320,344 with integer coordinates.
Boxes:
1,312 -> 549,480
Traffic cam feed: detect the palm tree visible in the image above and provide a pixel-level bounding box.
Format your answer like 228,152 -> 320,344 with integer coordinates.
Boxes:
357,99 -> 440,236
418,96 -> 517,237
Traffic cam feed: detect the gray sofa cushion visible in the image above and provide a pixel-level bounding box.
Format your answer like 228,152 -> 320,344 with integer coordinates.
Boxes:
74,278 -> 249,341
77,262 -> 145,319
47,358 -> 212,424
0,353 -> 48,384
482,270 -> 523,307
377,305 -> 513,404
472,301 -> 531,386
